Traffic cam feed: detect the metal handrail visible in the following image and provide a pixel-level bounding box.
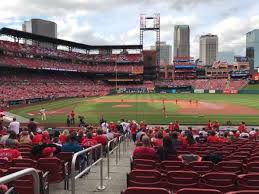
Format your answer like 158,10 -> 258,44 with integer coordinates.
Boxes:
0,168 -> 40,194
106,137 -> 120,180
71,143 -> 105,194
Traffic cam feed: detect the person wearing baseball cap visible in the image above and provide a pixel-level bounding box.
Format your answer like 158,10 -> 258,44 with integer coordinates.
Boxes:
42,147 -> 56,158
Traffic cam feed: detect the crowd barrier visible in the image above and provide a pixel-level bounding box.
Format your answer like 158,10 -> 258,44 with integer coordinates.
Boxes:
0,168 -> 40,194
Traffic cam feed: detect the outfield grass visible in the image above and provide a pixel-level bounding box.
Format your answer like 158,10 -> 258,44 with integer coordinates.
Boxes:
243,84 -> 259,90
9,94 -> 259,125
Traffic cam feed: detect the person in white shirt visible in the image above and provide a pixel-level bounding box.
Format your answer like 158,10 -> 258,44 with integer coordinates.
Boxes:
8,117 -> 20,135
40,108 -> 46,121
101,120 -> 108,132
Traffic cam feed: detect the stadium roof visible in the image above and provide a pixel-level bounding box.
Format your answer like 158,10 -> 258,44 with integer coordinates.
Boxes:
0,27 -> 142,50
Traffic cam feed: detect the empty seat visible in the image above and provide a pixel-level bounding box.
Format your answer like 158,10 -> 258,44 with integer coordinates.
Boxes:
245,162 -> 259,173
12,158 -> 37,168
215,161 -> 243,174
160,161 -> 185,173
226,191 -> 259,194
226,155 -> 248,163
200,172 -> 237,192
187,161 -> 214,175
176,188 -> 223,194
132,159 -> 156,170
127,170 -> 164,188
248,156 -> 259,163
121,187 -> 170,194
237,173 -> 259,190
167,171 -> 199,191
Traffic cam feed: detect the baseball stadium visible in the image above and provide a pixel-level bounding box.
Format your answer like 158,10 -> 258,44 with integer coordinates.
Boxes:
1,11 -> 259,194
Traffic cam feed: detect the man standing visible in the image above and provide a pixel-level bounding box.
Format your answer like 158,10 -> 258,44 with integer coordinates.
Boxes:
40,108 -> 46,121
8,117 -> 20,135
70,110 -> 75,125
27,118 -> 37,134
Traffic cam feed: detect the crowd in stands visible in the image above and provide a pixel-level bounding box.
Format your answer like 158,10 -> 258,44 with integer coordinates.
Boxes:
0,40 -> 142,63
156,79 -> 248,90
0,55 -> 143,74
0,72 -> 111,102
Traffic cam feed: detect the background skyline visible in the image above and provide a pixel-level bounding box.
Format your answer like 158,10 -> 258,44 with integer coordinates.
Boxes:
1,0 -> 259,58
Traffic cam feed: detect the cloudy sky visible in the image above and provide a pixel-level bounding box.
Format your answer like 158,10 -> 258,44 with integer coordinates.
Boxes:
0,0 -> 259,58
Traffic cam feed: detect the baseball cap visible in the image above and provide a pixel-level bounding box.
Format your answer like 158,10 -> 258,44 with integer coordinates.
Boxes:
37,128 -> 42,133
42,147 -> 56,157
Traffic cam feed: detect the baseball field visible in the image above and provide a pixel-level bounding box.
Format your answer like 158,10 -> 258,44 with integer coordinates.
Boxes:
8,93 -> 259,126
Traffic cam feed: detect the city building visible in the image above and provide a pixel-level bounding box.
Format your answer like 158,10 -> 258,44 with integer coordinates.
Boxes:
217,51 -> 235,63
174,25 -> 190,58
22,19 -> 57,48
151,41 -> 172,65
199,34 -> 218,66
246,29 -> 259,72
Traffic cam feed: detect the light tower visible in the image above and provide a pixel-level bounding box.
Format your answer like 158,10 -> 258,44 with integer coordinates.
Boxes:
140,13 -> 160,67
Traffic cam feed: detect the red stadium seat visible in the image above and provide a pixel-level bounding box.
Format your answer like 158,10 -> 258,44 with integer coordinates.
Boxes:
245,162 -> 259,173
132,159 -> 156,170
176,188 -> 223,194
12,158 -> 37,168
127,170 -> 164,188
237,173 -> 259,190
160,161 -> 185,173
187,161 -> 214,175
121,187 -> 170,194
200,172 -> 237,192
248,156 -> 259,163
0,159 -> 12,169
226,191 -> 259,194
167,171 -> 199,191
215,161 -> 243,174
38,158 -> 69,190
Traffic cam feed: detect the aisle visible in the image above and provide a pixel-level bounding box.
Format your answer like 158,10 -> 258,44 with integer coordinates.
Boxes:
50,140 -> 134,194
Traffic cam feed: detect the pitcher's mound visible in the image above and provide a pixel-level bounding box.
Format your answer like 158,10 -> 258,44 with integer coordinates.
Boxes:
112,104 -> 132,108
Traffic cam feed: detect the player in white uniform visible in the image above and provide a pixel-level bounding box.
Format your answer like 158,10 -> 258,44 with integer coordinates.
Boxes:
40,108 -> 46,121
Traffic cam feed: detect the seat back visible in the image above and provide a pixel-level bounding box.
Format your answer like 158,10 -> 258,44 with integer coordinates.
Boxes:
215,161 -> 243,174
246,162 -> 259,173
0,159 -> 12,169
187,161 -> 214,175
127,170 -> 162,188
176,188 -> 222,194
122,187 -> 170,194
200,172 -> 237,192
12,158 -> 37,168
237,173 -> 259,190
38,158 -> 64,184
160,161 -> 185,173
226,191 -> 259,194
167,171 -> 199,191
133,159 -> 156,170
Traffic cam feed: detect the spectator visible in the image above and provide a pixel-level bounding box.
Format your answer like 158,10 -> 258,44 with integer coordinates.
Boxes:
196,131 -> 207,144
82,132 -> 98,147
8,117 -> 20,135
152,131 -> 163,147
174,120 -> 180,131
106,129 -> 114,140
213,120 -> 220,131
19,130 -> 32,144
169,122 -> 174,132
130,120 -> 138,143
27,118 -> 37,134
32,128 -> 43,144
207,120 -> 212,131
157,136 -> 177,161
170,132 -> 181,149
0,138 -> 22,161
5,131 -> 19,147
133,135 -> 155,158
238,121 -> 246,133
42,147 -> 56,158
94,129 -> 108,146
61,132 -> 83,153
207,130 -> 219,143
59,129 -> 69,145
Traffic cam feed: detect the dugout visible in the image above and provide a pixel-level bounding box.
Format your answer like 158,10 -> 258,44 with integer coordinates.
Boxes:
155,86 -> 193,94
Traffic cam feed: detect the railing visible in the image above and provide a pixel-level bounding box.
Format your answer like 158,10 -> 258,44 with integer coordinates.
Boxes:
71,144 -> 105,194
0,168 -> 40,194
106,137 -> 119,180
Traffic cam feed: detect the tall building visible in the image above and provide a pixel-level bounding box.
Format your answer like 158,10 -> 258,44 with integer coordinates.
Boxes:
199,34 -> 218,66
246,29 -> 259,71
174,25 -> 190,58
22,19 -> 57,48
151,42 -> 172,65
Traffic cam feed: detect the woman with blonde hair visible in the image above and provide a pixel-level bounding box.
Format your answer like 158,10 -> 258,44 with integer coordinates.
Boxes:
59,129 -> 69,145
19,130 -> 32,144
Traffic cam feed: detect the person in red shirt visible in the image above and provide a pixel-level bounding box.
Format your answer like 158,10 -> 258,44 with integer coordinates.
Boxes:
213,121 -> 220,131
94,129 -> 108,146
238,121 -> 246,133
70,110 -> 75,125
169,122 -> 175,132
174,120 -> 180,131
207,120 -> 212,131
207,131 -> 219,143
59,129 -> 69,145
108,121 -> 117,132
82,132 -> 98,148
42,147 -> 56,158
133,135 -> 155,158
152,131 -> 163,147
0,140 -> 22,161
130,121 -> 138,143
32,129 -> 43,144
140,121 -> 147,132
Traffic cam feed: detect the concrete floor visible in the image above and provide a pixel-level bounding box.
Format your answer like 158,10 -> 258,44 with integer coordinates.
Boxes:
49,141 -> 133,194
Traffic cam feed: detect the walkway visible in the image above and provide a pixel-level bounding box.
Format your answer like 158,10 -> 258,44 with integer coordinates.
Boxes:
50,141 -> 134,194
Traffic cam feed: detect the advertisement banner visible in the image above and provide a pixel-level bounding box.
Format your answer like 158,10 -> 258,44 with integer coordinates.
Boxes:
223,90 -> 238,94
194,89 -> 204,93
209,90 -> 216,94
